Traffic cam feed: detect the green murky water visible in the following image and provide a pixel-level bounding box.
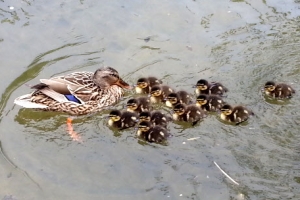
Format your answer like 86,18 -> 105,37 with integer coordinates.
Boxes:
1,0 -> 300,199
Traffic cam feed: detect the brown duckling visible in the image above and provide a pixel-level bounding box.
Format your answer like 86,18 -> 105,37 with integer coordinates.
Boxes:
126,97 -> 151,114
165,90 -> 192,108
264,81 -> 295,99
108,110 -> 139,130
173,103 -> 206,126
150,85 -> 174,103
194,79 -> 228,96
137,121 -> 171,143
220,104 -> 253,125
139,110 -> 172,128
135,77 -> 162,94
196,94 -> 225,112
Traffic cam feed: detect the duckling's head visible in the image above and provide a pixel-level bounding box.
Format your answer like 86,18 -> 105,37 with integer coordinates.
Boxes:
173,103 -> 186,116
93,67 -> 130,89
126,98 -> 139,112
196,79 -> 209,90
138,121 -> 152,132
139,111 -> 151,122
220,104 -> 233,115
108,110 -> 122,121
150,85 -> 163,97
148,77 -> 162,86
136,78 -> 149,89
196,94 -> 208,105
165,93 -> 179,107
264,81 -> 276,92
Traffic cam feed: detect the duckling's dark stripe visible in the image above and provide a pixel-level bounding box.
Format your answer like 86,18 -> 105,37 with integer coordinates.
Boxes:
65,95 -> 81,104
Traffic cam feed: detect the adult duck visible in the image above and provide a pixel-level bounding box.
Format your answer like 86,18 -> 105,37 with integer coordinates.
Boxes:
14,67 -> 131,115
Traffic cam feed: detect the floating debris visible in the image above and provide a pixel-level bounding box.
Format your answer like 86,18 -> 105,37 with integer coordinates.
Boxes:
187,137 -> 200,141
214,161 -> 239,185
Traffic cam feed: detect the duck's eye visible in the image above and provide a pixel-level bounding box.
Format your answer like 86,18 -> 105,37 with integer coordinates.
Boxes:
109,73 -> 119,79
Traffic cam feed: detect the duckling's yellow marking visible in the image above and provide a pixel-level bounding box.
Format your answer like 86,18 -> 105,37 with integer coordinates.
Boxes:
150,96 -> 159,103
220,113 -> 227,121
108,119 -> 115,126
127,108 -> 134,112
137,130 -> 143,136
165,100 -> 173,108
131,116 -> 137,120
135,87 -> 144,94
173,113 -> 179,120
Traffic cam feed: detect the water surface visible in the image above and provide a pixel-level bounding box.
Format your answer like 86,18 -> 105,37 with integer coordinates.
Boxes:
1,0 -> 300,199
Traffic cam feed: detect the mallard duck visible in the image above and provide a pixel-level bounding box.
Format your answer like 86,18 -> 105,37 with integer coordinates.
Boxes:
108,109 -> 139,130
149,85 -> 174,103
126,97 -> 151,114
137,121 -> 170,143
264,81 -> 295,99
220,104 -> 253,125
173,103 -> 206,126
139,110 -> 172,128
196,94 -> 225,112
14,67 -> 130,115
165,90 -> 192,108
194,79 -> 228,96
135,77 -> 162,94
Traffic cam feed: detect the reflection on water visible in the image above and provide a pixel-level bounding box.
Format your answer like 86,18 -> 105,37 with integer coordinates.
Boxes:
1,0 -> 300,199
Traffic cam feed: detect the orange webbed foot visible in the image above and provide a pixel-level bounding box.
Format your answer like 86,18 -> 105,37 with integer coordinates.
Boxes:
67,117 -> 82,143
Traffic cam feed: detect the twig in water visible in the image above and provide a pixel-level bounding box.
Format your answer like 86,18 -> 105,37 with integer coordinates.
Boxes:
214,161 -> 239,185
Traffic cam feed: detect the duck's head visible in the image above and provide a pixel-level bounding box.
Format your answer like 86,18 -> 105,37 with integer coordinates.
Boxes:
196,94 -> 208,105
150,85 -> 162,97
93,67 -> 130,89
173,103 -> 186,116
264,81 -> 276,92
126,98 -> 139,111
138,121 -> 152,132
139,111 -> 151,122
220,104 -> 233,115
196,79 -> 209,90
165,93 -> 179,106
136,78 -> 149,89
108,109 -> 122,121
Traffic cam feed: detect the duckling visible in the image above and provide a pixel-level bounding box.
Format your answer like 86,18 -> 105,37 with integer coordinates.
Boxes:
135,77 -> 162,94
264,81 -> 295,99
108,110 -> 139,130
194,79 -> 228,96
220,104 -> 253,125
196,94 -> 225,112
173,103 -> 206,126
126,97 -> 151,114
139,111 -> 172,128
150,85 -> 174,103
137,121 -> 171,143
165,90 -> 192,108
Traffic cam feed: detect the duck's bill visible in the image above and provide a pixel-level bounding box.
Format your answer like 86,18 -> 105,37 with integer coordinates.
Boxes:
115,78 -> 131,89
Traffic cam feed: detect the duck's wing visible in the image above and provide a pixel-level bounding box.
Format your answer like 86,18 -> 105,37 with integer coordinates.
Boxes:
14,87 -> 71,109
42,71 -> 98,103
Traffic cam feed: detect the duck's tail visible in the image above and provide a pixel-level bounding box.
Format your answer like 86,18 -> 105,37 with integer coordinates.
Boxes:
14,94 -> 49,109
